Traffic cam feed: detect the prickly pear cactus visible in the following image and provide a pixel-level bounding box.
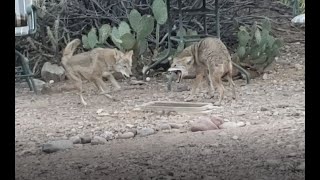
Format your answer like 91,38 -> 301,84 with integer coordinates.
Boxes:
236,18 -> 283,72
152,0 -> 168,25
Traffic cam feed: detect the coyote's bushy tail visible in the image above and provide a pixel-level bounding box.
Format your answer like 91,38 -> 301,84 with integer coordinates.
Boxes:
62,39 -> 81,62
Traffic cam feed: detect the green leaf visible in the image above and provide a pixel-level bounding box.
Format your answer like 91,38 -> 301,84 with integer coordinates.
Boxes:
249,44 -> 261,59
255,28 -> 261,45
262,18 -> 271,32
99,24 -> 111,44
238,29 -> 250,47
81,35 -> 90,49
177,27 -> 187,37
137,39 -> 148,55
186,28 -> 198,36
118,21 -> 131,37
88,28 -> 98,49
266,35 -> 275,48
129,9 -> 142,33
152,0 -> 168,25
260,29 -> 270,46
120,33 -> 136,50
237,46 -> 246,58
137,15 -> 154,40
176,42 -> 185,54
111,27 -> 123,49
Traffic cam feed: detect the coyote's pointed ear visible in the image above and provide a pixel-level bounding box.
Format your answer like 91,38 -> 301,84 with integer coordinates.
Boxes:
125,50 -> 134,65
185,56 -> 193,65
125,50 -> 133,58
113,49 -> 122,60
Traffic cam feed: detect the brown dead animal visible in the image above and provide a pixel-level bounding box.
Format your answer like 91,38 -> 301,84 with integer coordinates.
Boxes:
61,39 -> 133,106
168,37 -> 249,105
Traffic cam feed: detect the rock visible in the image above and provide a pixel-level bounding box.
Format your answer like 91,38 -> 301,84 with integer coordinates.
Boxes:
69,136 -> 81,144
126,124 -> 135,128
80,136 -> 92,144
158,124 -> 171,131
96,109 -> 104,114
291,14 -> 305,25
128,129 -> 137,135
287,153 -> 297,157
91,136 -> 107,145
18,149 -> 37,156
101,131 -> 114,140
276,104 -> 289,108
266,159 -> 281,166
137,128 -> 155,137
41,62 -> 65,82
146,77 -> 151,82
33,79 -> 46,91
292,112 -> 300,117
262,73 -> 268,80
296,162 -> 305,171
210,116 -> 224,126
276,60 -> 290,65
190,117 -> 219,132
169,123 -> 182,129
219,122 -> 238,129
294,64 -> 303,70
236,122 -> 246,127
260,107 -> 268,111
42,140 -> 73,153
176,85 -> 189,92
232,135 -> 239,140
219,121 -> 245,129
117,132 -> 135,139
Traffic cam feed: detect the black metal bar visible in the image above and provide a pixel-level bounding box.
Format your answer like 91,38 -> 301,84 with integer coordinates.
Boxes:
203,0 -> 207,35
181,8 -> 212,13
15,49 -> 37,94
142,0 -> 172,81
215,0 -> 220,38
177,0 -> 183,40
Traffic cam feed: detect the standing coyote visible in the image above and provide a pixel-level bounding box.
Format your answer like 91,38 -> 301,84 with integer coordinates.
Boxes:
168,37 -> 249,105
61,39 -> 133,106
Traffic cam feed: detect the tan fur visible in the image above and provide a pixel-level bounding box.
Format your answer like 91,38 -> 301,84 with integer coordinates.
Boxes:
168,37 -> 236,105
61,39 -> 133,106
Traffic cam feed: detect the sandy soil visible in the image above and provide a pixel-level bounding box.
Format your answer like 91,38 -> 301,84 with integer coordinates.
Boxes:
15,42 -> 305,180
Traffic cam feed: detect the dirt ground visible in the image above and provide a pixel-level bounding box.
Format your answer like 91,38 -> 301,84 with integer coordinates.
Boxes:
15,41 -> 305,179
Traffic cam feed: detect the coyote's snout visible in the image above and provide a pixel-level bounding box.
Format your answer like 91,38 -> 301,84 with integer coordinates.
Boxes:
168,56 -> 193,83
113,51 -> 133,78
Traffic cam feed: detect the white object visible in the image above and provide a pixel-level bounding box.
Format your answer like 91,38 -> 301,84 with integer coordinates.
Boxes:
146,77 -> 151,81
291,14 -> 305,24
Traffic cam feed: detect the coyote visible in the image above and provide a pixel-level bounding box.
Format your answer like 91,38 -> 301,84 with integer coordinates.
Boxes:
168,37 -> 249,105
61,39 -> 133,106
